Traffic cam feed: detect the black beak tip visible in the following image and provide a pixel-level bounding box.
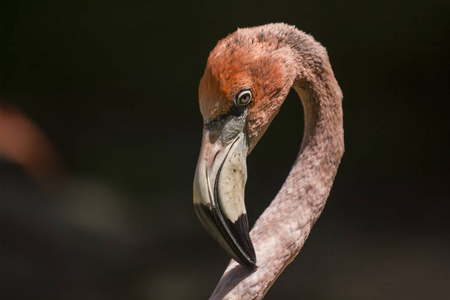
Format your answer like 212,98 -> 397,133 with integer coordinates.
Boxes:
239,251 -> 257,268
218,211 -> 257,268
194,203 -> 257,268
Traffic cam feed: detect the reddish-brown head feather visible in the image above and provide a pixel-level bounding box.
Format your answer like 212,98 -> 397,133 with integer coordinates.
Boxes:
199,25 -> 299,151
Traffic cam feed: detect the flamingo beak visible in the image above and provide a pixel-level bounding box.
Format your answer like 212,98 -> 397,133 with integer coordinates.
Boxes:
193,128 -> 256,267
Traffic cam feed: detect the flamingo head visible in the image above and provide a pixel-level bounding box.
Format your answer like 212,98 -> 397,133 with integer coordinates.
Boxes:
193,25 -> 298,267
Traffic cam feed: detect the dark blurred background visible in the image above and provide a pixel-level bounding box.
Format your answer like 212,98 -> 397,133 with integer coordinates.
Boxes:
1,0 -> 449,299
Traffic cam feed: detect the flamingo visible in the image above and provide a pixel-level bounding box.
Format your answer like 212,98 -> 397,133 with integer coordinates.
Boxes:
193,23 -> 344,299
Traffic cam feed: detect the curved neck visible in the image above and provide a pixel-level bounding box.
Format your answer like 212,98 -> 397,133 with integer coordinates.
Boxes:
211,30 -> 344,300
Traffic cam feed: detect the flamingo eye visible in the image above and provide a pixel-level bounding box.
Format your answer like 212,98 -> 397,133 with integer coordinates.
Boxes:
236,90 -> 252,106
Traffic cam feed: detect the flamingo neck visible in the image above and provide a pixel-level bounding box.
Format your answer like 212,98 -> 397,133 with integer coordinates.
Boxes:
211,29 -> 344,300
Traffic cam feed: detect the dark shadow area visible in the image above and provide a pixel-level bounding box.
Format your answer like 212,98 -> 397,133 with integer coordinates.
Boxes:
211,264 -> 256,299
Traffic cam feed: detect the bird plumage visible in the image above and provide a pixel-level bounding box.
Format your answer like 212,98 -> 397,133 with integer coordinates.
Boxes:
194,23 -> 344,299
